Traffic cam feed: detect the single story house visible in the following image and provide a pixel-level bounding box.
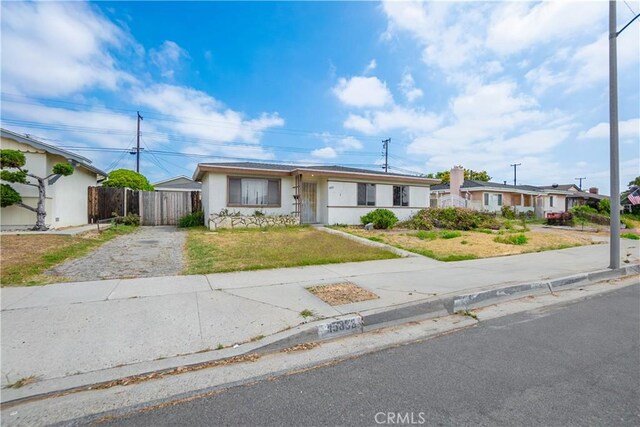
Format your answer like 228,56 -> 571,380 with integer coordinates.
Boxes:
152,176 -> 201,192
1,128 -> 107,230
540,184 -> 608,210
431,166 -> 570,217
192,162 -> 439,227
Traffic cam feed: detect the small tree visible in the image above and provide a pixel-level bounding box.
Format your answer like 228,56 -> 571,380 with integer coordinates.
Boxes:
102,169 -> 154,191
426,169 -> 492,184
1,149 -> 74,230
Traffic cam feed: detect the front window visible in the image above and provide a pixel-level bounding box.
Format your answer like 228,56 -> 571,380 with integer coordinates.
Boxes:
550,196 -> 554,207
357,183 -> 376,206
484,193 -> 489,206
393,185 -> 409,206
228,177 -> 281,206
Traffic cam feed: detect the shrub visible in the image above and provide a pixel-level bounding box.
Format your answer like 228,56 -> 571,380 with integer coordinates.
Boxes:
598,198 -> 611,214
114,212 -> 140,226
401,208 -> 498,231
360,209 -> 398,229
570,205 -> 609,225
440,230 -> 462,239
178,211 -> 204,228
621,233 -> 640,240
416,230 -> 438,240
501,205 -> 516,219
494,233 -> 528,245
102,169 -> 154,191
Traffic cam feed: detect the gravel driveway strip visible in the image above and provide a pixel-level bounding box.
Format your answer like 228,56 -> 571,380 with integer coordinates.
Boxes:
47,226 -> 186,281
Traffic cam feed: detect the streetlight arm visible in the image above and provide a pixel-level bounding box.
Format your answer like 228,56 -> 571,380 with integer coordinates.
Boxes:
614,12 -> 640,37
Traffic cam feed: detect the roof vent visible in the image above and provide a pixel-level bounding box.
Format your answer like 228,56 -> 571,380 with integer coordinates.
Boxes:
552,183 -> 559,188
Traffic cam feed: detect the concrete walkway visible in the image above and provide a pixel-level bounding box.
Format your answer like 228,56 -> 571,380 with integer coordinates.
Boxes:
1,239 -> 638,389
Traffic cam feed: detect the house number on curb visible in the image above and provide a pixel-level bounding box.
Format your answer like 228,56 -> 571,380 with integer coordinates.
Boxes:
317,317 -> 362,338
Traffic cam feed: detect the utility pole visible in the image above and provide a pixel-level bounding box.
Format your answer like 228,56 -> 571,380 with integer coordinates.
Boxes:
136,111 -> 143,173
382,138 -> 391,173
609,0 -> 640,269
510,163 -> 521,186
575,177 -> 586,190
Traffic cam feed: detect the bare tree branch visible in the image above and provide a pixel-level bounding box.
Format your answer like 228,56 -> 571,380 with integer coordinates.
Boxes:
16,201 -> 37,212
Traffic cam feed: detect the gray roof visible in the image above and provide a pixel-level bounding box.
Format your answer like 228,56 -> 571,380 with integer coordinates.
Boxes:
197,162 -> 423,178
432,180 -> 543,193
540,184 -> 581,192
567,191 -> 608,200
1,128 -> 107,178
153,176 -> 202,190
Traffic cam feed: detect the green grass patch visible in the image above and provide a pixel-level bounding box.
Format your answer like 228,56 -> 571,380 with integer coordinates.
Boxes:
494,233 -> 528,245
415,230 -> 438,240
367,236 -> 384,243
621,233 -> 640,240
440,230 -> 462,239
1,225 -> 138,286
183,226 -> 398,275
407,247 -> 478,262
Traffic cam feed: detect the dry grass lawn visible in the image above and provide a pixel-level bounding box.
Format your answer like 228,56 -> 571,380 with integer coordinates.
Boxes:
1,226 -> 137,286
345,227 -> 601,261
183,226 -> 398,275
307,282 -> 379,305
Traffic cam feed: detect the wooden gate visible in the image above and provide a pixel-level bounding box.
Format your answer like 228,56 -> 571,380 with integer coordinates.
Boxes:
88,187 -> 201,225
139,191 -> 194,225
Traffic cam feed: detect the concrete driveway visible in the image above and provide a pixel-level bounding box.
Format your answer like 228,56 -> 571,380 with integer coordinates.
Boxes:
46,226 -> 186,282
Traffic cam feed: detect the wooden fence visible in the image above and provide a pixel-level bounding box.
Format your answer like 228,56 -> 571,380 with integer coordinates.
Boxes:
88,187 -> 201,226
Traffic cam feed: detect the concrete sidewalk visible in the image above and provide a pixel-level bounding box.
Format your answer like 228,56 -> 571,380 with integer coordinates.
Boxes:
1,238 -> 638,396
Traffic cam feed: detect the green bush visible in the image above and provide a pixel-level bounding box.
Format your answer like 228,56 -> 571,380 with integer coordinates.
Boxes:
440,230 -> 462,239
114,212 -> 140,226
178,211 -> 204,228
415,230 -> 438,240
501,205 -> 516,219
621,233 -> 640,240
400,208 -> 498,231
360,209 -> 398,229
494,233 -> 528,245
598,198 -> 611,214
570,205 -> 609,225
102,169 -> 154,191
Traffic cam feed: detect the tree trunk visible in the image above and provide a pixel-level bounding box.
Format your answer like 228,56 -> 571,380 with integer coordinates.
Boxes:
33,177 -> 48,231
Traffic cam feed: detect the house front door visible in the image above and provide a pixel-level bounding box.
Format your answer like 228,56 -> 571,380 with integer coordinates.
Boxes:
301,182 -> 317,223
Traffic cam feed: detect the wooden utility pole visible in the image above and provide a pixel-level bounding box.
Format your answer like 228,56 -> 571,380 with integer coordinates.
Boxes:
382,138 -> 391,173
136,111 -> 143,173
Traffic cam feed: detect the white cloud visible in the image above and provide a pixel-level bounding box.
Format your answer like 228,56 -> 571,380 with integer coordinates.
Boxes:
344,106 -> 440,135
311,136 -> 363,159
0,1 -> 135,96
149,40 -> 189,79
579,118 -> 640,140
399,72 -> 423,102
363,59 -> 377,74
311,147 -> 337,159
486,2 -> 603,56
333,76 -> 393,108
132,84 -> 284,159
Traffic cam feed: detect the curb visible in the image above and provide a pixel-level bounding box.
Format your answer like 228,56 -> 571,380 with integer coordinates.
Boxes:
3,264 -> 638,406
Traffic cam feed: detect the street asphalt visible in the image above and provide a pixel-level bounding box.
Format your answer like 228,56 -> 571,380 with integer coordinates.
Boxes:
98,283 -> 640,427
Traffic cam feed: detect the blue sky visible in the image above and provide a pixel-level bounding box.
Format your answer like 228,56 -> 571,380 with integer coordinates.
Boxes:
1,1 -> 638,193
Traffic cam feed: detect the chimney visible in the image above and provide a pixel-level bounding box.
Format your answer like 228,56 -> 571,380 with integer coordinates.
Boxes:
589,187 -> 599,194
450,165 -> 464,197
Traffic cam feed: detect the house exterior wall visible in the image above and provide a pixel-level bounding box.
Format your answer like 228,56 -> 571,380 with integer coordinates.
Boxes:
326,179 -> 429,225
0,137 -> 98,229
543,194 -> 566,213
203,172 -> 296,218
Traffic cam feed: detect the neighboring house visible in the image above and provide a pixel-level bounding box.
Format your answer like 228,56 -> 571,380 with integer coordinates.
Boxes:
0,128 -> 107,230
192,162 -> 439,226
152,176 -> 202,192
431,166 -> 570,217
540,184 -> 608,210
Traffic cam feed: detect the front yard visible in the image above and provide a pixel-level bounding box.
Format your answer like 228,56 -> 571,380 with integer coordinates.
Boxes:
183,226 -> 398,275
342,226 -> 602,262
0,225 -> 138,286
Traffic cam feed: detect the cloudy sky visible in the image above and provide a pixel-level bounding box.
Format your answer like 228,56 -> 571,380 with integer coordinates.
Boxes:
1,1 -> 638,192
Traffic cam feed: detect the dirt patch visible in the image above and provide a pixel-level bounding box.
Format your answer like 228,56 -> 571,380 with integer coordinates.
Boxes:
1,235 -> 77,268
344,227 -> 601,261
307,282 -> 379,306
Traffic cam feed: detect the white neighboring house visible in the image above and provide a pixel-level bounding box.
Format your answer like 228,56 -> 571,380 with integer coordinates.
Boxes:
152,176 -> 202,192
193,162 -> 439,227
1,128 -> 107,230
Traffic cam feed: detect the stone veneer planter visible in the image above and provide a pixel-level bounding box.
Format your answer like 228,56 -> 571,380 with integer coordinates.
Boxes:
208,214 -> 300,230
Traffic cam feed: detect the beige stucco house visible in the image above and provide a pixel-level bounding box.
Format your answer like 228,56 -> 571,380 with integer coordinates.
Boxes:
193,162 -> 439,227
431,166 -> 570,217
1,128 -> 107,230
